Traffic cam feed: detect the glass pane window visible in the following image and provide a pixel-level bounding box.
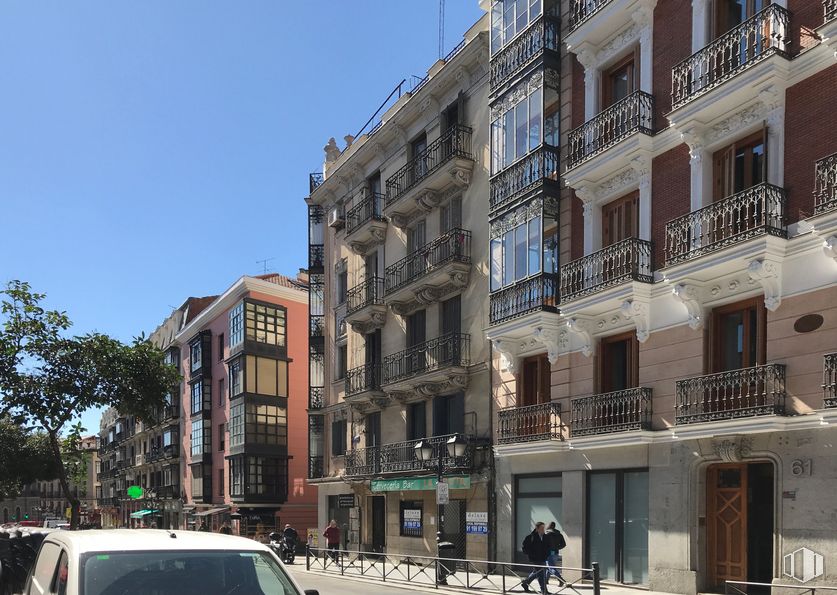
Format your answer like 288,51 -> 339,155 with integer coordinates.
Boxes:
490,238 -> 503,291
245,302 -> 286,347
229,359 -> 243,397
245,403 -> 288,446
491,86 -> 544,173
247,456 -> 287,498
229,302 -> 244,348
503,230 -> 515,286
491,0 -> 542,54
190,381 -> 210,415
189,341 -> 202,373
190,420 -> 211,457
514,224 -> 527,281
528,216 -> 541,275
229,402 -> 245,447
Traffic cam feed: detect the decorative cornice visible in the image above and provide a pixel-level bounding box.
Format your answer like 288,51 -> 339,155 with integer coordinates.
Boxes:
712,435 -> 753,463
747,258 -> 782,312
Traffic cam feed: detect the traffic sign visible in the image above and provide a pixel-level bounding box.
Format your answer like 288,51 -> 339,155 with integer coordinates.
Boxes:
437,480 -> 449,505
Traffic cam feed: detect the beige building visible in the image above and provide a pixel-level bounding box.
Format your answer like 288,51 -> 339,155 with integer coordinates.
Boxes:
305,15 -> 493,559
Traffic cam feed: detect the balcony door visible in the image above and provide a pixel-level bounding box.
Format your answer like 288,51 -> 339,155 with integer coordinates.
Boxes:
365,251 -> 379,280
365,412 -> 381,473
599,332 -> 639,394
411,134 -> 428,184
713,0 -> 769,38
406,309 -> 427,375
518,354 -> 552,438
368,172 -> 382,215
365,330 -> 381,390
433,392 -> 465,437
713,130 -> 766,201
602,193 -> 639,248
711,298 -> 766,373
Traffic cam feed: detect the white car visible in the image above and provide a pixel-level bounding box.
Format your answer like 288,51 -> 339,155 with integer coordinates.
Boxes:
22,529 -> 318,595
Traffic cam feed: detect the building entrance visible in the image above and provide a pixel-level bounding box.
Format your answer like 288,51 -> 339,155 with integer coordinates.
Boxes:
706,462 -> 774,592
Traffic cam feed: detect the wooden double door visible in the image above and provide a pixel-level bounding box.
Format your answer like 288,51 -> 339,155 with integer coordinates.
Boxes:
706,462 -> 774,591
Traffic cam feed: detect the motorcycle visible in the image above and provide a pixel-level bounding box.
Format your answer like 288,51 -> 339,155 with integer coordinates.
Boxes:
268,532 -> 296,564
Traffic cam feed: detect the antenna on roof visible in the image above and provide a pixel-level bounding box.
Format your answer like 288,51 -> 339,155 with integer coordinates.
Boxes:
438,0 -> 445,59
256,258 -> 275,275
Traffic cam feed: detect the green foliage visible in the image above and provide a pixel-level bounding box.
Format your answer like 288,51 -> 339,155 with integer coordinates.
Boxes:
62,423 -> 89,498
0,416 -> 60,499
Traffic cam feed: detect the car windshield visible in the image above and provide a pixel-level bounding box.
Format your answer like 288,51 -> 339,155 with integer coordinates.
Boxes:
79,550 -> 299,595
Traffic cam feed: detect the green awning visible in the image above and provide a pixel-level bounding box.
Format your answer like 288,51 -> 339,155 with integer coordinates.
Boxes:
371,475 -> 470,492
129,509 -> 159,519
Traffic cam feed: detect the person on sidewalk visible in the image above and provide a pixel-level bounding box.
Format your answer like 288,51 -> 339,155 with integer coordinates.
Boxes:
521,521 -> 550,594
545,521 -> 566,586
323,519 -> 341,565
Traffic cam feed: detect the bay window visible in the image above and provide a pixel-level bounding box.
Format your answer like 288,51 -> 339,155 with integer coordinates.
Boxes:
490,209 -> 559,292
491,0 -> 543,54
229,302 -> 244,348
492,88 -> 543,174
190,419 -> 211,456
190,380 -> 211,415
230,401 -> 245,447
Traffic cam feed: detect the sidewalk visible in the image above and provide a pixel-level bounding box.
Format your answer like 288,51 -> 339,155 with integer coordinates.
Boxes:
297,553 -> 678,595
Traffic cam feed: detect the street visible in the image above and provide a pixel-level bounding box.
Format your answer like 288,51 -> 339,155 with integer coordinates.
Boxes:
287,564 -> 435,594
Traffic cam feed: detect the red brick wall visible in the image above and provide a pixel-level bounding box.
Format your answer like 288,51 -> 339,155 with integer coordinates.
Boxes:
784,63 -> 837,223
572,55 -> 585,129
571,191 -> 584,261
652,144 -> 691,269
652,0 -> 692,120
788,0 -> 824,53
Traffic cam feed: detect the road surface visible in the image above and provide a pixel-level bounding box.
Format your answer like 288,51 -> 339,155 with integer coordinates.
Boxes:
287,564 -> 436,594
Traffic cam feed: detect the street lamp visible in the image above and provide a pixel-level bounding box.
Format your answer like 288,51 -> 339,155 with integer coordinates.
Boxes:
414,433 -> 468,580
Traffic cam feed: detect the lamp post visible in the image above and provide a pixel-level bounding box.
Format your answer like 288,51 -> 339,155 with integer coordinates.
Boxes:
414,433 -> 468,577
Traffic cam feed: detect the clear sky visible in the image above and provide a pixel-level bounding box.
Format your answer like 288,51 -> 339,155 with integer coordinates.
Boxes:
0,1 -> 485,435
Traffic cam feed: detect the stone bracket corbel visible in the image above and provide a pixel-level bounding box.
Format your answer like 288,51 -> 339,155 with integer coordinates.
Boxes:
415,190 -> 441,212
532,327 -> 561,365
492,339 -> 518,375
389,214 -> 410,229
822,235 -> 837,261
449,164 -> 472,188
671,283 -> 705,330
566,318 -> 594,357
747,258 -> 782,312
621,299 -> 650,343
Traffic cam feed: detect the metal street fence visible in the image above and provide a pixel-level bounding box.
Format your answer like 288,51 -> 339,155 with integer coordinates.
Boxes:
726,581 -> 837,595
305,546 -> 601,594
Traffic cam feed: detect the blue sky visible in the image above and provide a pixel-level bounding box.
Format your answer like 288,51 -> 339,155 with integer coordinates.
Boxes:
0,1 -> 484,434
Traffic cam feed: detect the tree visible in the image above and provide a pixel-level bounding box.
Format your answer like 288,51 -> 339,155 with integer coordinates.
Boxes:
0,416 -> 60,500
0,281 -> 180,529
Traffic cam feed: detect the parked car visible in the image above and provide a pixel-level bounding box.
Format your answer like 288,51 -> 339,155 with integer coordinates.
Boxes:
21,529 -> 318,595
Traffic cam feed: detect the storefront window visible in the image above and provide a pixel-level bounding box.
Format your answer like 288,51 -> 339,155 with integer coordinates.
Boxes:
400,500 -> 423,538
514,474 -> 562,563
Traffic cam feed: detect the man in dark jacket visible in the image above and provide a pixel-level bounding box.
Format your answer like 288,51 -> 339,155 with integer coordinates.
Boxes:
521,522 -> 550,593
545,521 -> 565,585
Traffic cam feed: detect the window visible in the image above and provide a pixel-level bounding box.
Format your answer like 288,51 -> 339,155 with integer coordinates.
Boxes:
248,456 -> 288,498
337,345 -> 347,380
218,469 -> 225,497
603,54 -> 637,108
491,0 -> 543,54
337,270 -> 348,305
331,419 -> 347,456
520,354 -> 551,406
407,402 -> 426,440
491,87 -> 543,173
711,298 -> 766,373
229,303 -> 244,348
190,419 -> 211,456
245,355 -> 288,397
602,193 -> 639,247
163,428 -> 177,448
229,402 -> 245,447
191,464 -> 204,498
245,301 -> 286,347
713,130 -> 766,201
230,457 -> 244,497
218,378 -> 225,407
440,196 -> 463,234
400,500 -> 423,537
514,475 -> 562,563
189,339 -> 203,373
598,332 -> 639,393
217,333 -> 224,361
713,0 -> 767,38
432,392 -> 465,436
229,358 -> 243,398
218,423 -> 225,452
245,403 -> 288,446
490,215 -> 543,291
190,380 -> 210,415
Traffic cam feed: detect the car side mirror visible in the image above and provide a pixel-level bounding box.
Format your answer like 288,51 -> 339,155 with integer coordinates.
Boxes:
304,591 -> 319,595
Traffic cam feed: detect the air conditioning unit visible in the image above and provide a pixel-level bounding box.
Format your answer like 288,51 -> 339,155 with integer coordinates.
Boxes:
328,206 -> 345,229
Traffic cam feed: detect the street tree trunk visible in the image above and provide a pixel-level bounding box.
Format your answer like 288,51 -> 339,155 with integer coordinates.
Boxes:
48,431 -> 80,530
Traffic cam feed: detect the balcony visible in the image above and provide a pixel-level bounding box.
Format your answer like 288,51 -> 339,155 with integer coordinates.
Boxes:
571,388 -> 652,436
671,5 -> 790,110
345,363 -> 386,404
384,125 -> 473,225
381,333 -> 470,394
309,386 -> 324,411
827,0 -> 837,22
490,15 -> 560,92
308,245 -> 325,273
567,91 -> 655,170
489,273 -> 559,325
675,363 -> 786,424
308,455 -> 325,479
815,152 -> 837,215
346,192 -> 387,255
344,434 -> 475,478
489,145 -> 560,214
560,238 -> 653,303
384,228 -> 471,315
825,353 -> 837,408
664,183 -> 787,266
345,277 -> 386,333
497,402 -> 563,444
309,172 -> 324,194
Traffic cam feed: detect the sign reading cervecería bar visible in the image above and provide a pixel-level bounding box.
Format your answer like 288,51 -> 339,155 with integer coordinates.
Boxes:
370,475 -> 471,492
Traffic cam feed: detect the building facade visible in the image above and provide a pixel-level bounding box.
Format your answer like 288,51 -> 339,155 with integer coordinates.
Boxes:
305,17 -> 493,558
489,0 -> 837,593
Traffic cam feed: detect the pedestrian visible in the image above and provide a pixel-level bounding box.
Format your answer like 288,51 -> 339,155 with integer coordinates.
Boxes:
323,519 -> 341,564
545,521 -> 566,586
198,520 -> 209,532
219,521 -> 233,535
520,521 -> 550,594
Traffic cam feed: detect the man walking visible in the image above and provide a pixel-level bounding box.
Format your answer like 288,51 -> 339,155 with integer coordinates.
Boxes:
521,521 -> 550,594
545,521 -> 566,586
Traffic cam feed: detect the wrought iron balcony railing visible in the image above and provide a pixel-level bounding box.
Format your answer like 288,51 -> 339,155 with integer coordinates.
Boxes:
345,362 -> 383,398
382,332 -> 470,385
497,402 -> 563,444
309,315 -> 325,339
814,152 -> 837,215
385,125 -> 473,206
308,455 -> 325,479
385,228 -> 471,294
675,363 -> 786,424
309,172 -> 324,194
345,434 -> 474,477
490,15 -> 560,91
824,353 -> 837,408
571,388 -> 652,436
347,277 -> 385,315
560,238 -> 653,302
489,145 -> 560,213
664,183 -> 787,266
827,0 -> 837,22
309,386 -> 324,410
346,192 -> 385,236
671,5 -> 790,109
308,245 -> 325,271
489,273 -> 559,325
567,91 -> 655,169
569,0 -> 613,31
